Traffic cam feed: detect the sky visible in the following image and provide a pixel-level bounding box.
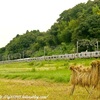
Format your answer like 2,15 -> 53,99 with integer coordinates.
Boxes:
0,0 -> 89,48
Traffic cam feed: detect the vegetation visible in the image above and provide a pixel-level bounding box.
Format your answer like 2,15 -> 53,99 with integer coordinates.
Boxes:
0,58 -> 100,100
0,0 -> 100,60
0,58 -> 97,82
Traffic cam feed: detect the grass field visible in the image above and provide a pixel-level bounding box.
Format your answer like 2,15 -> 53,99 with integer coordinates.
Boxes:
0,58 -> 100,100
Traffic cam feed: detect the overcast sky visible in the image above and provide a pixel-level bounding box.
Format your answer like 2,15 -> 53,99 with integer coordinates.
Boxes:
0,0 -> 89,48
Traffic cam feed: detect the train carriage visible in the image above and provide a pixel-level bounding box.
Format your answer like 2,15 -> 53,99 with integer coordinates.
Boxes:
0,51 -> 100,63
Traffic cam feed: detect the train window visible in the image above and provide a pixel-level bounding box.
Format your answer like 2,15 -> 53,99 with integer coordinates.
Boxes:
75,54 -> 78,57
80,54 -> 82,56
90,53 -> 92,55
95,52 -> 98,55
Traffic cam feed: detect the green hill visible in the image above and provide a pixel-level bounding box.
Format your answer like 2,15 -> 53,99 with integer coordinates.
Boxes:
0,0 -> 100,60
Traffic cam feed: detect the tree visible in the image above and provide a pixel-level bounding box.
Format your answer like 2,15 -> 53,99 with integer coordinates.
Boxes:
74,15 -> 100,42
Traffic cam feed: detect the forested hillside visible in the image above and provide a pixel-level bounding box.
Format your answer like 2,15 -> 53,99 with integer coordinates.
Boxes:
0,0 -> 100,60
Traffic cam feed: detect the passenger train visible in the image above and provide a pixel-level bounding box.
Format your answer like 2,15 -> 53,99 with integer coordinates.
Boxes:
0,51 -> 100,63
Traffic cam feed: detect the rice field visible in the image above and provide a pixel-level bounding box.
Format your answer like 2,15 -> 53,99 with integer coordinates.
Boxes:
0,58 -> 100,100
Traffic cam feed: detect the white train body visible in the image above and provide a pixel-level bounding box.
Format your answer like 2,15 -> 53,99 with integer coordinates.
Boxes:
0,51 -> 100,63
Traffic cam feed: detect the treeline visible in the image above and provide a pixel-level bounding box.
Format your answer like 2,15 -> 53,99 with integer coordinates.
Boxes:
0,0 -> 100,60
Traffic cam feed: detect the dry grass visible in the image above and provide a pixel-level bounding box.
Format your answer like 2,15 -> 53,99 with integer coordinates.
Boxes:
0,79 -> 68,100
70,60 -> 100,97
0,79 -> 99,100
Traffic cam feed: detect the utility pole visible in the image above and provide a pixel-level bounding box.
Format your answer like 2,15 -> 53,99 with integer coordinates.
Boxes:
97,41 -> 98,51
77,41 -> 78,53
44,46 -> 46,59
77,41 -> 79,57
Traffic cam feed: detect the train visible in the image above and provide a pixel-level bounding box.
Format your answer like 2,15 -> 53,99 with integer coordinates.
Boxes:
0,51 -> 100,63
